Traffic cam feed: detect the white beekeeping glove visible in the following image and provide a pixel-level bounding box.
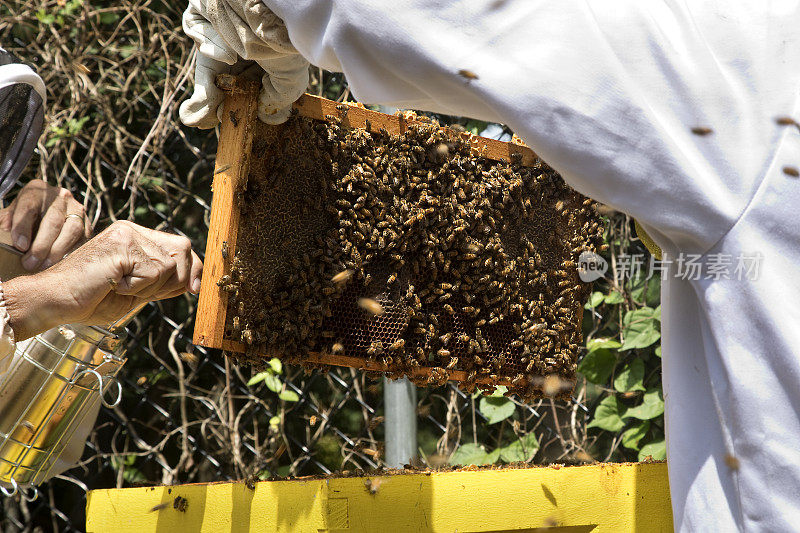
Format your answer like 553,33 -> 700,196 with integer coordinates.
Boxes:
179,0 -> 309,128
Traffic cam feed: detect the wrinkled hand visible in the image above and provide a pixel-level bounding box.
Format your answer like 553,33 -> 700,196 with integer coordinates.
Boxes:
4,221 -> 203,339
0,180 -> 92,271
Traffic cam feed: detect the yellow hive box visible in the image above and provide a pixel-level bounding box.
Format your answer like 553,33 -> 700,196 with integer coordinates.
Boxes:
86,461 -> 672,532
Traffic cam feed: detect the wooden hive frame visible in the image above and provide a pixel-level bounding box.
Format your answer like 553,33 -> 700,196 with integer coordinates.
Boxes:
193,74 -> 579,390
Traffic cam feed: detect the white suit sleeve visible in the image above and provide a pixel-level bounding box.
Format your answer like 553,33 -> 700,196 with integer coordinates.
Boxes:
261,0 -> 800,256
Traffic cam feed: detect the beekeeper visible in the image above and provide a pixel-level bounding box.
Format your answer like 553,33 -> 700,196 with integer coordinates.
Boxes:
0,47 -> 204,482
180,1 -> 800,530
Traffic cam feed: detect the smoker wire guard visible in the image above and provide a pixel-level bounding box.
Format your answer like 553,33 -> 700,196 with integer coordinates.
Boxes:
0,324 -> 126,500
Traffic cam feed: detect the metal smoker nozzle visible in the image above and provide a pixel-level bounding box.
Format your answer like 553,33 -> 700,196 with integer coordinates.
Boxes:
0,279 -> 145,498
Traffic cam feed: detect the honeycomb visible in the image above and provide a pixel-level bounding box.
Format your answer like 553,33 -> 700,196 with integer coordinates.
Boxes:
220,108 -> 605,401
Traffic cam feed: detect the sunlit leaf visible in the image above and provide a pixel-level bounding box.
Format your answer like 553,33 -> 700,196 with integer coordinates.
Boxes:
450,443 -> 494,466
587,396 -> 626,432
479,396 -> 515,424
638,438 -> 666,461
613,358 -> 646,392
578,348 -> 616,384
278,389 -> 299,402
623,388 -> 664,420
621,421 -> 650,450
498,433 -> 539,463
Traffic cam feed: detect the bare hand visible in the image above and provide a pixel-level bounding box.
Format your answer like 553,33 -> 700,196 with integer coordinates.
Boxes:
0,180 -> 92,271
3,221 -> 203,339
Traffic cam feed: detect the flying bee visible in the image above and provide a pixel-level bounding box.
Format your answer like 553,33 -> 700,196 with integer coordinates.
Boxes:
458,69 -> 479,80
691,126 -> 713,136
783,166 -> 799,178
775,116 -> 798,126
364,478 -> 383,495
332,269 -> 354,284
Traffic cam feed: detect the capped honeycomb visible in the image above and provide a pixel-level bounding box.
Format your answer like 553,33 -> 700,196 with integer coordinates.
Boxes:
219,108 -> 604,401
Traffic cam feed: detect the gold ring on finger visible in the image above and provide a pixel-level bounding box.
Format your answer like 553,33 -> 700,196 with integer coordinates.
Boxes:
65,213 -> 84,221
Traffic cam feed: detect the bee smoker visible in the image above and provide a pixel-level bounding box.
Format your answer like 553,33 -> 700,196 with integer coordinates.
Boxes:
0,243 -> 142,499
0,318 -> 136,499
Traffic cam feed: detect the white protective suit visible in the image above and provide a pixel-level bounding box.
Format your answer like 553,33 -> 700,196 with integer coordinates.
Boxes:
182,1 -> 800,530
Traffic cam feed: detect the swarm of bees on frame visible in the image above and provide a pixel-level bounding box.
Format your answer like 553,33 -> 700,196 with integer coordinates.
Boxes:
217,103 -> 605,401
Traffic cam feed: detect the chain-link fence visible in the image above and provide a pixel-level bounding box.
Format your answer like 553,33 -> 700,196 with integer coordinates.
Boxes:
0,2 -> 608,531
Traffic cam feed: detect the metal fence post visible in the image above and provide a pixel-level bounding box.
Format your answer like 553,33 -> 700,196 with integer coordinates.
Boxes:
383,377 -> 417,468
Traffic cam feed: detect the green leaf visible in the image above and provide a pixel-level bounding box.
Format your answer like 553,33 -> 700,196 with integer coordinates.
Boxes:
479,396 -> 515,424
645,277 -> 661,307
490,385 -> 508,397
586,338 -> 622,352
621,308 -> 661,350
578,348 -> 616,385
36,9 -> 55,24
498,433 -> 539,463
587,396 -> 626,432
604,291 -> 625,305
621,420 -> 650,450
264,373 -> 282,393
638,438 -> 666,461
613,358 -> 646,392
268,358 -> 283,374
585,291 -> 604,309
655,346 -> 662,358
623,389 -> 664,420
278,389 -> 299,402
247,371 -> 270,387
67,116 -> 90,135
269,415 -> 280,428
653,305 -> 661,322
450,443 -> 494,466
97,11 -> 120,24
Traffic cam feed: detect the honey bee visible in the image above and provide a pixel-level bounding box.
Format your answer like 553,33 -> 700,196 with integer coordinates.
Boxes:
389,339 -> 405,351
724,453 -> 740,470
364,478 -> 383,495
691,126 -> 713,136
221,240 -> 229,259
783,166 -> 799,178
332,269 -> 354,284
458,69 -> 479,80
173,496 -> 188,512
358,297 -> 384,315
775,116 -> 798,126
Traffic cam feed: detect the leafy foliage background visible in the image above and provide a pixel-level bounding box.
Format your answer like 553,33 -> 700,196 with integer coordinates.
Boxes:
1,1 -> 663,530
